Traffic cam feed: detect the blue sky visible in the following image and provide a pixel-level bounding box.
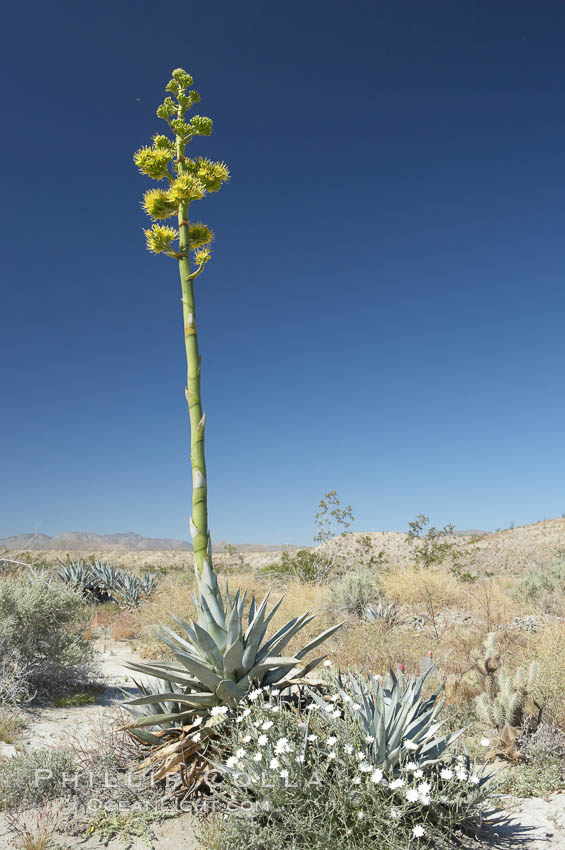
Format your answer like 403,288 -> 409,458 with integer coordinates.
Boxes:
1,1 -> 564,544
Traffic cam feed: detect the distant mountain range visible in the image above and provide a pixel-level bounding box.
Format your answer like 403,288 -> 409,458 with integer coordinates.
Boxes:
0,531 -> 300,553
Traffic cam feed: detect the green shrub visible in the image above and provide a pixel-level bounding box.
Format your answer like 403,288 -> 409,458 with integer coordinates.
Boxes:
260,549 -> 331,583
201,683 -> 493,849
0,574 -> 96,699
0,749 -> 77,810
512,559 -> 565,613
327,566 -> 382,617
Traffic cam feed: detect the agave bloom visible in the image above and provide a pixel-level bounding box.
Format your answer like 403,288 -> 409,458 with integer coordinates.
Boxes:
309,666 -> 464,772
123,561 -> 342,733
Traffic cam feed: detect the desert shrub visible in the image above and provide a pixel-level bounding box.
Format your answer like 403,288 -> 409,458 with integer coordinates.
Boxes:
0,574 -> 96,699
201,681 -> 492,850
495,759 -> 565,799
0,707 -> 23,744
519,723 -> 565,763
327,566 -> 382,617
260,549 -> 332,583
512,558 -> 565,614
0,749 -> 77,810
524,622 -> 565,730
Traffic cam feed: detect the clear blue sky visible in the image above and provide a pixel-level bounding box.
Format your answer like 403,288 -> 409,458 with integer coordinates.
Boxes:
1,1 -> 564,544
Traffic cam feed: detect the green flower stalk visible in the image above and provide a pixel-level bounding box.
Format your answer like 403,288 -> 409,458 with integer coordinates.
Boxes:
134,68 -> 229,577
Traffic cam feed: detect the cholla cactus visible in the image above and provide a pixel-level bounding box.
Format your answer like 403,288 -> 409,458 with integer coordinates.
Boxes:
134,67 -> 229,578
474,661 -> 540,731
472,631 -> 500,701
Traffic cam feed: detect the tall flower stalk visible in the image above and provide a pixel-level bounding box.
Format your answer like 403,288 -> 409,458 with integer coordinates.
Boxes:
134,68 -> 229,577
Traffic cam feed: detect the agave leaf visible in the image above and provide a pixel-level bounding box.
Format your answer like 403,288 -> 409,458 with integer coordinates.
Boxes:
246,656 -> 299,681
125,693 -> 214,708
156,623 -> 205,661
192,621 -> 224,670
171,650 -> 224,693
247,595 -> 256,626
243,593 -> 271,642
123,660 -> 199,688
128,728 -> 164,746
215,678 -> 244,704
123,709 -> 197,729
169,613 -> 199,644
225,601 -> 241,651
294,622 -> 343,660
223,637 -> 245,681
257,612 -> 315,662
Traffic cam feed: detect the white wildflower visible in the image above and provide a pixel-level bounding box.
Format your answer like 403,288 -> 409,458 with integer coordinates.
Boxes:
226,756 -> 238,768
417,782 -> 432,796
370,769 -> 383,784
366,735 -> 375,744
413,769 -> 424,779
323,660 -> 332,667
468,774 -> 480,785
359,762 -> 372,773
327,751 -> 337,760
351,702 -> 362,711
275,737 -> 291,755
344,744 -> 354,755
307,734 -> 318,742
440,768 -> 454,780
211,705 -> 228,717
330,694 -> 340,702
419,794 -> 431,806
193,715 -> 204,726
404,740 -> 419,751
390,808 -> 401,820
261,720 -> 274,731
253,752 -> 262,762
413,825 -> 425,838
269,757 -> 280,769
192,732 -> 201,742
280,768 -> 289,779
295,754 -> 305,763
352,776 -> 362,785
248,688 -> 263,701
242,734 -> 252,744
236,748 -> 246,760
389,778 -> 405,790
357,810 -> 365,820
327,736 -> 338,747
405,788 -> 419,802
480,737 -> 490,747
404,761 -> 418,772
258,734 -> 268,747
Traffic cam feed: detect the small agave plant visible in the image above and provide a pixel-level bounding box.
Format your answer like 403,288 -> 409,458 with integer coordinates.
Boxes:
123,561 -> 342,735
309,665 -> 464,772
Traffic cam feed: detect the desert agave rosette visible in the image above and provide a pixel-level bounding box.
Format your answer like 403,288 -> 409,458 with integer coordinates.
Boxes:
309,665 -> 464,773
123,561 -> 343,731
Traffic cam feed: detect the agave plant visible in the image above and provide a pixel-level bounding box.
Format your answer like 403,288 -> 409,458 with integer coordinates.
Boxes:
364,596 -> 398,626
58,560 -> 90,590
123,561 -> 342,730
309,665 -> 463,772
